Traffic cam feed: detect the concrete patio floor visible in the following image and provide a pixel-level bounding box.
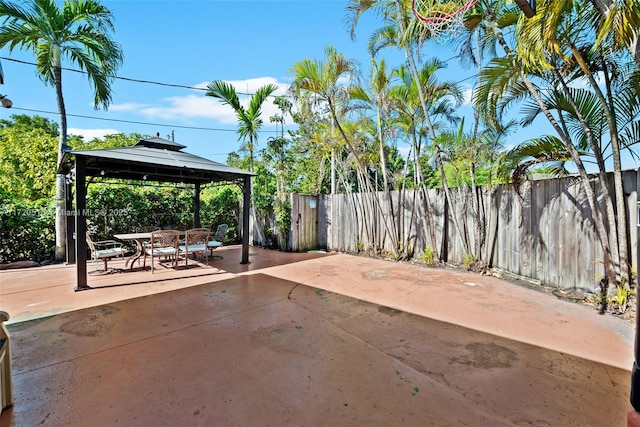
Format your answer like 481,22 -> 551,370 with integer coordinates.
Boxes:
0,246 -> 635,426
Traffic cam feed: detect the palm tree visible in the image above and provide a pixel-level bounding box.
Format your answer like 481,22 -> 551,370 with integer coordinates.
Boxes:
291,45 -> 401,254
475,0 -> 626,295
206,81 -> 278,173
349,0 -> 479,260
290,46 -> 355,196
206,80 -> 277,246
516,0 -> 639,287
0,0 -> 124,261
350,58 -> 401,253
588,0 -> 640,67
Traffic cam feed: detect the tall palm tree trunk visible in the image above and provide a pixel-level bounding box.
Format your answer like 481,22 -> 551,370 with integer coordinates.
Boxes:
375,107 -> 400,255
54,60 -> 67,261
554,65 -> 624,287
404,48 -> 470,257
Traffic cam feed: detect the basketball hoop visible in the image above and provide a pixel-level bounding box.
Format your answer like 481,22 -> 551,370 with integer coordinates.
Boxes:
412,0 -> 479,43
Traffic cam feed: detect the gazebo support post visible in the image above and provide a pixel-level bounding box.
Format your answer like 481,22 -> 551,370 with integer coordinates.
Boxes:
241,176 -> 251,264
75,158 -> 89,291
65,178 -> 75,264
193,182 -> 201,228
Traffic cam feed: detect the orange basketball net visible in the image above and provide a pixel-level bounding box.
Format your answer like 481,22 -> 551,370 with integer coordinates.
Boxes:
412,0 -> 480,43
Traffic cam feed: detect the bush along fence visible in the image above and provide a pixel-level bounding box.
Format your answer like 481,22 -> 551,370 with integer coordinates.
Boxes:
267,170 -> 639,294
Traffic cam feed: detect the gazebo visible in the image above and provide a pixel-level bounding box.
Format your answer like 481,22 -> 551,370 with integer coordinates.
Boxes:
58,137 -> 255,290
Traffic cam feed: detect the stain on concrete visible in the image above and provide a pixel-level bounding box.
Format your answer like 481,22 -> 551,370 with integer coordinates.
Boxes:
451,342 -> 518,369
315,289 -> 329,301
59,305 -> 120,337
378,306 -> 402,316
362,270 -> 387,280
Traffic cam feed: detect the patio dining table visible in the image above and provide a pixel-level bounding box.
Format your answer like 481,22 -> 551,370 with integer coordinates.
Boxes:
113,232 -> 153,270
115,230 -> 190,271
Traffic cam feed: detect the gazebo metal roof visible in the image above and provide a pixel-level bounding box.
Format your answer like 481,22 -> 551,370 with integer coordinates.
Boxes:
60,137 -> 255,183
59,137 -> 253,291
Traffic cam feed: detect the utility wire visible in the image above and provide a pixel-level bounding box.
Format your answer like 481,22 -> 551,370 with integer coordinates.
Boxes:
11,107 -> 282,133
4,54 -> 477,132
2,56 -> 251,96
2,57 -> 208,92
2,54 -> 468,97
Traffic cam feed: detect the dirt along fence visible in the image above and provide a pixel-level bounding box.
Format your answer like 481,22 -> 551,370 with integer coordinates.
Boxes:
277,169 -> 639,293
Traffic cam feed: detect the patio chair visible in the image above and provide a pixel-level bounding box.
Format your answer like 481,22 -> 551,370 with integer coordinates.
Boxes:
208,224 -> 228,259
143,229 -> 180,273
86,233 -> 126,273
179,228 -> 210,266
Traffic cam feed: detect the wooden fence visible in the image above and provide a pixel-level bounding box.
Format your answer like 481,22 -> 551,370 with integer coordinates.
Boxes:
281,169 -> 639,293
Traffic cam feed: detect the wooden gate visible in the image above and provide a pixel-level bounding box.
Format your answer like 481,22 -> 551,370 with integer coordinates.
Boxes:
290,194 -> 318,252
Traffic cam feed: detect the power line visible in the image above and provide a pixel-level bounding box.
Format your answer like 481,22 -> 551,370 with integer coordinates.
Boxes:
2,54 -> 469,96
5,53 -> 477,132
11,107 -> 281,133
0,56 -> 257,96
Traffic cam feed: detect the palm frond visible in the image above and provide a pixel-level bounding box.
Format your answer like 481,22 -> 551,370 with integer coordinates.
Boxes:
206,80 -> 243,112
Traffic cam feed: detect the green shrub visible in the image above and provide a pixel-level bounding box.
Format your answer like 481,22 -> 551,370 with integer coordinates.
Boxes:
0,183 -> 244,263
0,198 -> 55,263
420,246 -> 435,265
463,253 -> 477,269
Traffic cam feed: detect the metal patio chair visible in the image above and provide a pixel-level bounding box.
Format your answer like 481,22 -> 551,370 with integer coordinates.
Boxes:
86,233 -> 126,273
179,228 -> 211,266
207,223 -> 228,259
143,229 -> 180,273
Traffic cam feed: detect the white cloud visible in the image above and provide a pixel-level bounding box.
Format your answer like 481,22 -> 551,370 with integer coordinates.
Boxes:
462,87 -> 474,106
68,128 -> 120,141
397,145 -> 412,159
112,77 -> 291,126
568,71 -> 605,90
109,102 -> 151,112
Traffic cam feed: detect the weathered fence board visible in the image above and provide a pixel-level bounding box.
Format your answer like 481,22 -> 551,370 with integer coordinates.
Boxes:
289,194 -> 319,252
283,170 -> 638,292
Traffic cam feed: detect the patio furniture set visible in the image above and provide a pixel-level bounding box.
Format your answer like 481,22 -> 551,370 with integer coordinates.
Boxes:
87,224 -> 228,274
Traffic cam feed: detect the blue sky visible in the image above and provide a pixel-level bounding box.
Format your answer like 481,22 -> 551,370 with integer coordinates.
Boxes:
0,0 -> 637,170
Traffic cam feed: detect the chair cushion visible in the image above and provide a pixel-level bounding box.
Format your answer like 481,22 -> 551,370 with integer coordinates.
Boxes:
146,247 -> 177,256
207,240 -> 223,248
95,248 -> 125,258
179,244 -> 207,252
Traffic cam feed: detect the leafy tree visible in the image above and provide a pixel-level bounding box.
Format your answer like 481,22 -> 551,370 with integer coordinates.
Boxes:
201,185 -> 241,243
79,132 -> 148,150
289,45 -> 359,193
0,125 -> 57,201
0,197 -> 55,263
0,0 -> 124,260
0,115 -> 80,202
288,108 -> 334,194
0,113 -> 58,136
